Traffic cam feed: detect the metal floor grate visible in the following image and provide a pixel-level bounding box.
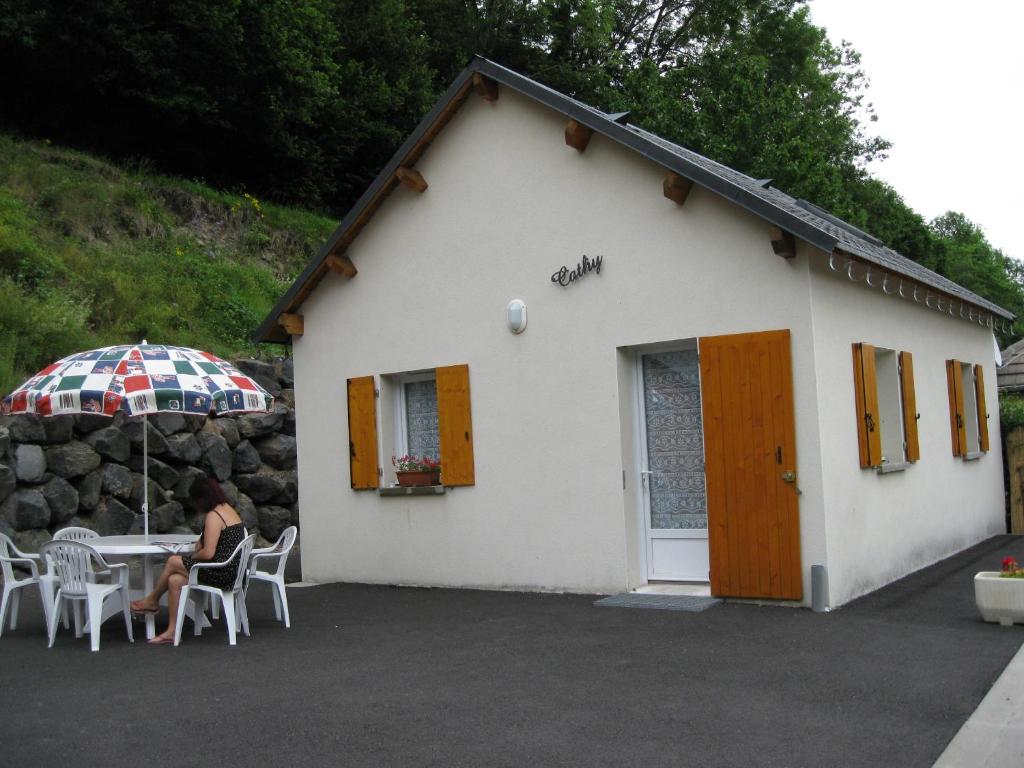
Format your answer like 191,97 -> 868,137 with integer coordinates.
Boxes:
594,593 -> 723,612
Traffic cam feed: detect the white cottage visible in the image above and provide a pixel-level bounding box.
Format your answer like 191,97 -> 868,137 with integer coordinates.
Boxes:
255,58 -> 1012,608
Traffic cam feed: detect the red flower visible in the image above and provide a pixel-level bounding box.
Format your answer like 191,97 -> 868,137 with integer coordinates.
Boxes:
392,454 -> 441,472
1002,557 -> 1018,573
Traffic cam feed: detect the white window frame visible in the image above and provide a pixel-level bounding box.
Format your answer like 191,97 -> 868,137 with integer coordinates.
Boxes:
393,371 -> 438,459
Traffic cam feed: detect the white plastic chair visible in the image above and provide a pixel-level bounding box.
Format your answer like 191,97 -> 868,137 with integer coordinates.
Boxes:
53,527 -> 99,542
39,540 -> 134,652
45,527 -> 100,633
0,533 -> 47,637
245,526 -> 297,628
174,534 -> 255,646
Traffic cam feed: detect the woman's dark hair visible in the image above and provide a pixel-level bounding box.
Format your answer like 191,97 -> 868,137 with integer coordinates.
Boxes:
189,477 -> 228,515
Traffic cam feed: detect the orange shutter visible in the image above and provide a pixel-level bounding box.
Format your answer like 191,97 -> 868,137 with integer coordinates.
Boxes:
946,360 -> 966,456
898,352 -> 920,462
975,364 -> 990,452
347,376 -> 379,489
436,364 -> 475,486
852,343 -> 881,468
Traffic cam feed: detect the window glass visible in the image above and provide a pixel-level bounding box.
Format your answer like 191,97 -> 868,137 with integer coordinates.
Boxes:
642,350 -> 707,529
404,379 -> 440,460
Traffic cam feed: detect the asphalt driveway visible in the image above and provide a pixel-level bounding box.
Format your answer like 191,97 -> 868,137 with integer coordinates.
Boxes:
2,535 -> 1023,768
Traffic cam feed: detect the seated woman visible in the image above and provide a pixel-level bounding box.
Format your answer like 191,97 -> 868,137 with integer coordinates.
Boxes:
131,476 -> 247,645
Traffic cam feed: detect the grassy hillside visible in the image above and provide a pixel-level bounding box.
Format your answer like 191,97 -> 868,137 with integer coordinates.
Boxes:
0,134 -> 337,394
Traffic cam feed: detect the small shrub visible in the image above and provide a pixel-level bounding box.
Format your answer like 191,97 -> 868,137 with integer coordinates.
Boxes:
0,277 -> 96,394
1000,395 -> 1024,433
0,192 -> 66,287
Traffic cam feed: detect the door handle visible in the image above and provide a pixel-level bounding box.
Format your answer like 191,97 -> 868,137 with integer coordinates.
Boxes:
640,469 -> 652,490
781,470 -> 802,495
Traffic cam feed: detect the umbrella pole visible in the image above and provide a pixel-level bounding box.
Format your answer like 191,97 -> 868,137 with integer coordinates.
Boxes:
143,413 -> 149,542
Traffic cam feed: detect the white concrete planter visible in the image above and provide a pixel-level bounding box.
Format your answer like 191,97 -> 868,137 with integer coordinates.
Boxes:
974,572 -> 1024,626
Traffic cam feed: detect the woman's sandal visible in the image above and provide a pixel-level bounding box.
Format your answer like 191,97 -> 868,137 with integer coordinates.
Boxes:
131,601 -> 158,615
147,635 -> 175,645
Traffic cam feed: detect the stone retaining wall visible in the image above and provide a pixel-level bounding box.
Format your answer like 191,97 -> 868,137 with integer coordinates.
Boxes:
0,358 -> 297,553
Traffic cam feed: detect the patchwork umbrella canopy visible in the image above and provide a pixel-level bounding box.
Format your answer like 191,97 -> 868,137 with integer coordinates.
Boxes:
2,343 -> 273,418
2,343 -> 275,540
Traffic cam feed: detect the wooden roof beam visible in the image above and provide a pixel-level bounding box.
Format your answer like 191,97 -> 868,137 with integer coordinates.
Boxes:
278,313 -> 304,337
395,166 -> 428,193
663,172 -> 693,206
770,226 -> 796,259
565,120 -> 594,152
472,73 -> 498,101
326,253 -> 358,278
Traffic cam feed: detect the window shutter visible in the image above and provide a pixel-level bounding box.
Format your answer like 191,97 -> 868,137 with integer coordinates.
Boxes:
347,376 -> 379,489
436,364 -> 475,486
946,360 -> 966,456
898,351 -> 920,462
852,343 -> 881,468
975,364 -> 990,452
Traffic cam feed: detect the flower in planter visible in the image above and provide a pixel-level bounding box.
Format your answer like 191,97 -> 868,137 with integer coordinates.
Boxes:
392,455 -> 441,472
1000,556 -> 1024,578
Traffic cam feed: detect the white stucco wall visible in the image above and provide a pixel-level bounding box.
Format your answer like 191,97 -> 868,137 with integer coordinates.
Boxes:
291,87 -> 830,597
807,256 -> 1005,606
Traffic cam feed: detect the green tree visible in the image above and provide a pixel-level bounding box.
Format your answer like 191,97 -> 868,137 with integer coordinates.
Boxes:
0,0 -> 435,211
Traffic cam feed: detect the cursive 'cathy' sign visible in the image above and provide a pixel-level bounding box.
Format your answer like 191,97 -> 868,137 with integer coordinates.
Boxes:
551,254 -> 604,288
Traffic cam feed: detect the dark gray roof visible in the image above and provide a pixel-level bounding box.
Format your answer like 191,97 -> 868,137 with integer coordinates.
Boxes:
255,56 -> 1013,343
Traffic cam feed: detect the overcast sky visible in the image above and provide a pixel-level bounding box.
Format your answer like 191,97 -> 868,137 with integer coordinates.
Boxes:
807,0 -> 1023,260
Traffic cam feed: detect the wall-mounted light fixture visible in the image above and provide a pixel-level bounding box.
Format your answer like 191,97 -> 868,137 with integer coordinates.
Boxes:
507,299 -> 527,334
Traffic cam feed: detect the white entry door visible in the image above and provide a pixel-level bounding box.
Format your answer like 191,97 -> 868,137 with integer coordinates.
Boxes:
637,347 -> 709,581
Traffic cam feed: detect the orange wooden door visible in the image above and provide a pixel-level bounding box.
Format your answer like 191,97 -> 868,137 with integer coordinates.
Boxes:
699,329 -> 802,600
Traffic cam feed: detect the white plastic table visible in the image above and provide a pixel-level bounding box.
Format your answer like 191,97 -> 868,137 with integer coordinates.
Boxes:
90,534 -> 201,640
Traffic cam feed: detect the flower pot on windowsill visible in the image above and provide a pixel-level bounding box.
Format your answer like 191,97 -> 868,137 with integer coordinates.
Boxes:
395,470 -> 441,487
974,572 -> 1024,626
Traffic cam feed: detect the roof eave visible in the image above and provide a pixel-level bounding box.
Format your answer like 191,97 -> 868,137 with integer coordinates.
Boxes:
834,243 -> 1016,321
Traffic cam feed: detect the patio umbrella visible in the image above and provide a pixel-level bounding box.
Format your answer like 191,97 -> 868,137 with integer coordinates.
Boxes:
1,342 -> 274,540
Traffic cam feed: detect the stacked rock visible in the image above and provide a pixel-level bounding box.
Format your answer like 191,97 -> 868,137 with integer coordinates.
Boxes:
0,358 -> 297,555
